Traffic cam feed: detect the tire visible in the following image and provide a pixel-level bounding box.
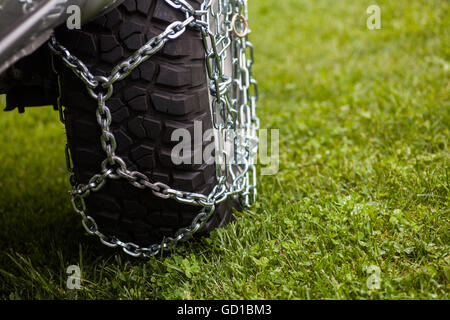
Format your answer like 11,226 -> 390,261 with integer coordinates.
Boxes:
54,0 -> 238,247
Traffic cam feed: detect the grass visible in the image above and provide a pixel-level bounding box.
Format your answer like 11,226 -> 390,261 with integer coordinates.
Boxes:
0,0 -> 449,299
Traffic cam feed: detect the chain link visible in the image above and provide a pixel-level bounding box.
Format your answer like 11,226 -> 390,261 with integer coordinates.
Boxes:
49,0 -> 259,257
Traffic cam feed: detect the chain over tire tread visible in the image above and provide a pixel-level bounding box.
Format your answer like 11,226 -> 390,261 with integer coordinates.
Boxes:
55,0 -> 236,247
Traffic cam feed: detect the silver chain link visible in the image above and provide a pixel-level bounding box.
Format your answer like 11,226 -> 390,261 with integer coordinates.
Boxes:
49,0 -> 259,257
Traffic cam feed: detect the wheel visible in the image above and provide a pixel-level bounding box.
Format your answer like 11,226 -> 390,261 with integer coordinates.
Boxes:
54,0 -> 239,248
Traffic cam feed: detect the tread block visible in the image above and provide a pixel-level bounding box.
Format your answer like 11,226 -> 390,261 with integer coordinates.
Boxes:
99,35 -> 119,52
124,33 -> 144,51
152,169 -> 171,185
131,144 -> 156,169
139,61 -> 157,82
122,0 -> 137,13
163,113 -> 208,143
114,128 -> 133,152
151,92 -> 200,115
119,21 -> 142,41
130,68 -> 140,80
128,116 -> 146,138
57,31 -> 80,49
202,163 -> 216,183
157,64 -> 191,87
123,86 -> 146,102
172,171 -> 204,191
162,38 -> 205,59
159,144 -> 205,169
107,98 -> 123,112
127,95 -> 148,111
137,0 -> 152,15
105,9 -> 123,29
142,116 -> 162,139
77,33 -> 97,57
163,119 -> 195,144
111,106 -> 130,124
121,155 -> 138,172
91,15 -> 107,28
101,46 -> 125,64
108,98 -> 130,123
153,1 -> 184,23
191,63 -> 207,86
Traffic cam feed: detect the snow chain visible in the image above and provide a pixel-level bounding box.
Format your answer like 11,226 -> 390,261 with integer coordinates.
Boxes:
49,0 -> 259,257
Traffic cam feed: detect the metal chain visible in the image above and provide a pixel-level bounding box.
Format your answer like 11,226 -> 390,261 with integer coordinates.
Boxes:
49,0 -> 259,257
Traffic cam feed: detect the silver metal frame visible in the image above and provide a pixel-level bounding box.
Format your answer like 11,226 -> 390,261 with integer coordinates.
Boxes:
0,0 -> 122,74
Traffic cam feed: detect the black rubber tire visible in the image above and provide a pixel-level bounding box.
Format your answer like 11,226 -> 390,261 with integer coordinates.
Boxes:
54,0 -> 237,247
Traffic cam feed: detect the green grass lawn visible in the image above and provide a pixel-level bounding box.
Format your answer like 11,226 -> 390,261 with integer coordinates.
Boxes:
0,0 -> 448,299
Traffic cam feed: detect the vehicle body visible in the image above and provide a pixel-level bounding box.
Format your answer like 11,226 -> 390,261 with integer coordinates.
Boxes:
0,0 -> 122,73
0,0 -> 122,111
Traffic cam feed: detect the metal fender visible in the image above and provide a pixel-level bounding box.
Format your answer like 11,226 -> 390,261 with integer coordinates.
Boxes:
0,0 -> 123,74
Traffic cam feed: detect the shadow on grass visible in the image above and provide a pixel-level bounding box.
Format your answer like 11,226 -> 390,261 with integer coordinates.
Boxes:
0,173 -> 134,297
